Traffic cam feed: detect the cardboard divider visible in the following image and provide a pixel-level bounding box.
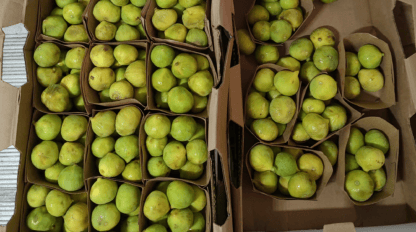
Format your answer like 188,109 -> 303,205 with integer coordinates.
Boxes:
84,0 -> 150,43
244,64 -> 301,144
139,112 -> 211,187
84,105 -> 145,184
36,0 -> 91,45
25,109 -> 89,193
147,43 -> 218,118
144,0 -> 214,51
287,81 -> 363,148
337,117 -> 399,206
245,0 -> 314,46
86,177 -> 144,232
20,182 -> 89,232
32,41 -> 92,115
339,33 -> 395,109
81,41 -> 148,108
404,53 -> 416,116
138,179 -> 211,232
245,143 -> 333,201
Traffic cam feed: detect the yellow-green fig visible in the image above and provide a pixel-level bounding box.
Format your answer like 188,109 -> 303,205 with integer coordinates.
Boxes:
90,45 -> 115,68
255,45 -> 279,64
355,146 -> 385,172
26,206 -> 57,231
90,178 -> 118,204
188,70 -> 213,97
153,8 -> 178,31
269,96 -> 296,124
116,183 -> 141,214
148,157 -> 171,177
278,8 -> 303,31
152,68 -> 177,92
156,182 -> 172,194
60,74 -> 80,97
186,139 -> 207,164
299,61 -> 320,83
358,69 -> 384,92
186,28 -> 208,47
346,52 -> 361,76
189,123 -> 205,141
92,136 -> 115,158
167,180 -> 195,209
318,140 -> 338,166
289,37 -> 313,61
364,129 -> 389,154
34,42 -> 61,68
91,110 -> 116,137
122,160 -> 142,181
95,21 -> 117,41
302,98 -> 325,114
31,141 -> 59,170
58,164 -> 84,191
313,45 -> 339,72
179,161 -> 204,180
252,21 -> 270,41
322,104 -> 347,132
345,153 -> 360,173
189,212 -> 205,232
274,70 -> 299,96
346,127 -> 365,155
93,0 -> 121,23
91,203 -> 121,231
61,115 -> 87,142
155,91 -> 170,109
249,144 -> 274,172
115,135 -> 139,163
144,224 -> 168,232
278,175 -> 292,196
143,190 -> 171,221
247,92 -> 269,119
114,44 -> 139,65
109,80 -> 134,100
45,190 -> 73,217
165,23 -> 188,42
168,86 -> 195,113
111,0 -> 129,6
115,106 -> 142,136
41,84 -> 72,112
345,170 -> 374,202
344,76 -> 361,99
45,162 -> 66,183
237,29 -> 256,55
147,136 -> 168,157
309,74 -> 337,101
251,118 -> 279,141
280,0 -> 299,9
63,202 -> 88,232
63,3 -> 85,24
288,172 -> 316,198
35,114 -> 62,141
310,27 -> 335,49
100,88 -> 112,102
277,57 -> 301,71
254,68 -> 275,92
369,168 -> 386,191
358,44 -> 384,69
267,87 -> 281,100
121,4 -> 142,26
151,45 -> 176,68
125,60 -> 147,87
182,6 -> 205,30
163,141 -> 187,170
168,208 -> 194,232
134,86 -> 147,104
253,170 -> 278,194
171,53 -> 198,79
270,20 -> 292,43
262,1 -> 282,16
273,152 -> 298,177
191,94 -> 208,113
302,113 -> 329,141
145,114 -> 171,138
27,184 -> 50,208
247,5 -> 269,25
65,47 -> 85,69
170,116 -> 197,141
120,215 -> 139,232
51,7 -> 64,16
297,153 -> 323,180
37,66 -> 63,87
42,16 -> 68,39
59,142 -> 84,165
99,152 -> 126,177
292,122 -> 310,142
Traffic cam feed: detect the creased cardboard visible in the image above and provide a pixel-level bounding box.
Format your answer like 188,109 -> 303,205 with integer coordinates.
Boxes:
338,117 -> 399,206
81,42 -> 148,109
245,0 -> 314,46
20,182 -> 88,232
139,112 -> 211,187
146,43 -> 218,118
287,82 -> 363,148
36,0 -> 91,45
245,143 -> 333,201
86,177 -> 143,232
244,64 -> 301,145
84,105 -> 145,184
137,179 -> 211,232
85,0 -> 149,43
144,0 -> 213,51
32,41 -> 92,115
25,109 -> 89,194
404,53 -> 416,116
339,33 -> 395,109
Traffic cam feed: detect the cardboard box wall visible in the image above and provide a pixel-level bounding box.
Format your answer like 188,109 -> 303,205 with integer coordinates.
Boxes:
233,0 -> 416,231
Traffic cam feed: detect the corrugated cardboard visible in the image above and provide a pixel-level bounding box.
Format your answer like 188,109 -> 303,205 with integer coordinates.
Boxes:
146,42 -> 217,118
25,109 -> 89,193
36,0 -> 91,45
144,0 -> 213,51
84,105 -> 145,184
339,33 -> 395,109
137,179 -> 211,232
81,42 -> 148,109
85,0 -> 150,43
338,117 -> 399,206
245,0 -> 315,46
32,41 -> 92,115
245,143 -> 333,201
86,177 -> 143,232
139,112 -> 211,187
244,64 -> 301,144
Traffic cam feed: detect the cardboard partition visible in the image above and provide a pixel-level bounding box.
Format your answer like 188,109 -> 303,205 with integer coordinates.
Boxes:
339,33 -> 395,109
338,117 -> 399,206
138,179 -> 211,232
85,0 -> 150,43
244,64 -> 301,145
404,53 -> 416,117
86,177 -> 144,232
144,0 -> 213,51
36,0 -> 90,45
25,109 -> 89,193
20,182 -> 89,232
287,82 -> 363,148
84,105 -> 145,184
245,0 -> 314,46
146,43 -> 218,118
82,42 -> 148,108
32,41 -> 92,115
245,143 -> 333,201
139,112 -> 211,187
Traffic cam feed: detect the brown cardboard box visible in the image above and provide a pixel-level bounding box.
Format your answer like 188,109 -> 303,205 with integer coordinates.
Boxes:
81,42 -> 148,108
139,112 -> 211,187
137,179 -> 211,232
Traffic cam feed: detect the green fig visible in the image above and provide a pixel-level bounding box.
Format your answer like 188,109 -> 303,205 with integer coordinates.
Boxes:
186,28 -> 208,47
61,115 -> 87,142
59,142 -> 84,165
116,183 -> 141,214
64,24 -> 89,42
27,185 -> 50,208
148,156 -> 171,177
313,45 -> 339,72
322,104 -> 347,132
125,60 -> 147,87
168,208 -> 194,232
302,113 -> 329,141
310,27 -> 335,49
309,74 -> 337,101
115,135 -> 139,163
299,61 -> 320,83
247,5 -> 269,25
91,137 -> 115,158
34,43 -> 61,68
90,178 -> 118,204
171,53 -> 198,79
95,21 -> 117,41
168,86 -> 195,113
346,52 -> 361,76
179,161 -> 204,180
278,8 -> 303,31
93,0 -> 121,23
188,70 -> 213,97
65,47 -> 85,69
358,44 -> 384,69
358,69 -> 384,92
252,21 -> 270,41
45,190 -> 73,217
91,203 -> 121,231
344,76 -> 361,99
346,127 -> 365,155
35,114 -> 62,141
151,45 -> 176,68
255,45 -> 279,64
249,144 -> 274,172
152,9 -> 178,31
182,6 -> 205,30
145,114 -> 171,138
167,181 -> 195,209
63,3 -> 85,24
270,19 -> 292,43
143,191 -> 171,221
60,74 -> 80,97
289,37 -> 313,61
99,152 -> 126,177
121,4 -> 142,26
163,141 -> 187,170
58,164 -> 84,191
27,206 -> 57,231
31,141 -> 59,170
274,70 -> 299,96
122,159 -> 142,181
269,96 -> 296,124
42,16 -> 68,39
276,56 -> 301,71
63,202 -> 88,232
170,116 -> 197,141
165,23 -> 188,42
253,170 -> 278,194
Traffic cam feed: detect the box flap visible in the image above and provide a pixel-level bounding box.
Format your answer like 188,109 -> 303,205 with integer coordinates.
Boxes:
405,54 -> 416,116
0,82 -> 19,152
323,222 -> 356,232
211,0 -> 234,34
0,0 -> 26,29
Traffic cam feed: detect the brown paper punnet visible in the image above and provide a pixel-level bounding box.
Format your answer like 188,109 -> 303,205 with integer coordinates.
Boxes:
20,183 -> 88,232
245,0 -> 314,46
86,177 -> 144,232
339,33 -> 395,109
32,41 -> 92,115
244,64 -> 301,144
138,179 -> 211,232
36,0 -> 90,45
84,105 -> 145,184
338,117 -> 399,206
144,0 -> 213,51
147,43 -> 218,118
82,42 -> 148,108
288,82 -> 363,148
245,143 -> 333,200
25,109 -> 89,193
139,112 -> 211,187
85,0 -> 150,42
